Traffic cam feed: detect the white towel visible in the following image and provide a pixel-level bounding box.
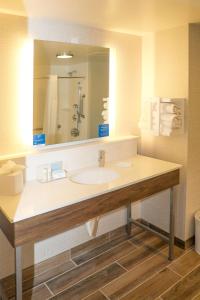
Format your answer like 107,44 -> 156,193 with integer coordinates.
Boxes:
86,217 -> 100,237
160,114 -> 182,129
101,110 -> 108,122
0,160 -> 25,176
103,103 -> 108,109
160,103 -> 180,114
161,118 -> 182,129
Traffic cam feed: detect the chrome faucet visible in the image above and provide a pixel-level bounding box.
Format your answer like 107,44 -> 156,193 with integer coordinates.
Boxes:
98,150 -> 106,167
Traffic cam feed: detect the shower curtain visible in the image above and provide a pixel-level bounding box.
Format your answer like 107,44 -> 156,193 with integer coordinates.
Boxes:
43,75 -> 58,144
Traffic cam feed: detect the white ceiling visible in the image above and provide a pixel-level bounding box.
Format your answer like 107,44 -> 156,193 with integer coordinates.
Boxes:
1,0 -> 200,34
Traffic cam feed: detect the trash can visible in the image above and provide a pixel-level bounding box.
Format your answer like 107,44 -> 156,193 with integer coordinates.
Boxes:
195,211 -> 200,254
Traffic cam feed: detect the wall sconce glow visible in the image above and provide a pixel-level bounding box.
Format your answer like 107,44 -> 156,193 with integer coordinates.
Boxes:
18,39 -> 33,148
109,48 -> 116,136
56,52 -> 73,59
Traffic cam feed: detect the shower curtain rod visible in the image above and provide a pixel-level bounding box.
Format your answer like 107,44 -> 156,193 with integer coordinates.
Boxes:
34,76 -> 85,79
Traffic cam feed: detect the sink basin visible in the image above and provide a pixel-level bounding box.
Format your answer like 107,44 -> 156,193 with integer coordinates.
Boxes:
70,167 -> 119,185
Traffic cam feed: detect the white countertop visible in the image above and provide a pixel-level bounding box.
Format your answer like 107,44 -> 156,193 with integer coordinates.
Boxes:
0,155 -> 181,223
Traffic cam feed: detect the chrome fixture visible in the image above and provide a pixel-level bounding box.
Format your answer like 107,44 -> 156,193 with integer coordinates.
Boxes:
71,127 -> 79,137
68,70 -> 77,77
98,150 -> 106,167
71,82 -> 85,137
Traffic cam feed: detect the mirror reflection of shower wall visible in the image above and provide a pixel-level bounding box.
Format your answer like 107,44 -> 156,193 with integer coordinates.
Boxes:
33,40 -> 109,146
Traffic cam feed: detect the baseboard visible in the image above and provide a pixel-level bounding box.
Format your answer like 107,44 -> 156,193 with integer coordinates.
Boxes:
138,218 -> 194,249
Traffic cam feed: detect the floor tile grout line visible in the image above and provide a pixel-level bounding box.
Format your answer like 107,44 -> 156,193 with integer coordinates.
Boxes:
72,231 -> 142,264
168,255 -> 200,278
94,250 -> 161,293
49,247 -> 194,300
120,260 -> 177,298
6,238 -> 171,298
81,289 -> 111,300
110,247 -> 189,300
44,241 -> 141,293
71,227 -> 141,262
70,257 -> 78,267
71,239 -> 138,268
158,264 -> 200,299
27,262 -> 78,293
46,241 -> 170,295
17,260 -> 76,295
110,267 -> 167,300
99,250 -> 171,298
21,283 -> 49,297
45,261 -> 126,296
44,283 -> 54,297
6,243 -> 183,299
129,237 -> 169,254
4,229 -> 167,297
71,235 -> 110,261
168,248 -> 193,265
192,291 -> 200,300
5,255 -> 74,294
167,266 -> 184,278
100,288 -> 111,300
115,261 -> 129,272
46,240 -> 159,298
123,265 -> 182,299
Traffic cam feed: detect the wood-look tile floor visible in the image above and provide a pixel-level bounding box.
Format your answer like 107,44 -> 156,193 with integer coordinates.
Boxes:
1,225 -> 200,300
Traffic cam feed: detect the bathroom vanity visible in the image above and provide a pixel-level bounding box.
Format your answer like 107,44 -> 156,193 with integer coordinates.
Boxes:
0,155 -> 181,300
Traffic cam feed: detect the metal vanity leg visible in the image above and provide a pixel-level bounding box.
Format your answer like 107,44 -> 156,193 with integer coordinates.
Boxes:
126,202 -> 132,236
15,246 -> 22,300
169,188 -> 175,261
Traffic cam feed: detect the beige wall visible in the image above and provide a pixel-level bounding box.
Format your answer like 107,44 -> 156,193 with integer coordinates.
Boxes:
186,24 -> 200,238
141,26 -> 188,240
0,14 -> 33,156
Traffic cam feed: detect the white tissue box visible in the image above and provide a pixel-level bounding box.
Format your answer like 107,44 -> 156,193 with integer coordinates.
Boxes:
0,171 -> 24,196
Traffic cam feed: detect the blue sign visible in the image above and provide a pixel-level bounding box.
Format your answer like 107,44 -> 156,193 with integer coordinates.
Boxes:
98,124 -> 109,137
33,133 -> 46,146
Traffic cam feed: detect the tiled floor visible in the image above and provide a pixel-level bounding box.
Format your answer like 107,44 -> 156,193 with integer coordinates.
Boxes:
1,225 -> 200,300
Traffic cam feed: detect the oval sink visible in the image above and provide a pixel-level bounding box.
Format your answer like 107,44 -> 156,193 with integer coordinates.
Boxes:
70,167 -> 119,185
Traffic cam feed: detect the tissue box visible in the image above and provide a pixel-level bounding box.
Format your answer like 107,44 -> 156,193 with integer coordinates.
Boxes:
0,171 -> 24,196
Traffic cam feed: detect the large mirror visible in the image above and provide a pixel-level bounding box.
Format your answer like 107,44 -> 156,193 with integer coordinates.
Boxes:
33,40 -> 109,146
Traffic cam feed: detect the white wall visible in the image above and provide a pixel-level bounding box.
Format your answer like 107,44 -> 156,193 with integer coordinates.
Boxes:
186,24 -> 200,238
140,27 -> 188,241
0,14 -> 32,156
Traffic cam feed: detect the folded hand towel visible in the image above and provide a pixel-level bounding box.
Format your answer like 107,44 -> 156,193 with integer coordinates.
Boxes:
160,114 -> 182,129
161,103 -> 180,114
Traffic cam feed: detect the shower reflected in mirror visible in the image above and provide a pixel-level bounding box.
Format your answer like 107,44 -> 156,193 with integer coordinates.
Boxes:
33,40 -> 110,146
